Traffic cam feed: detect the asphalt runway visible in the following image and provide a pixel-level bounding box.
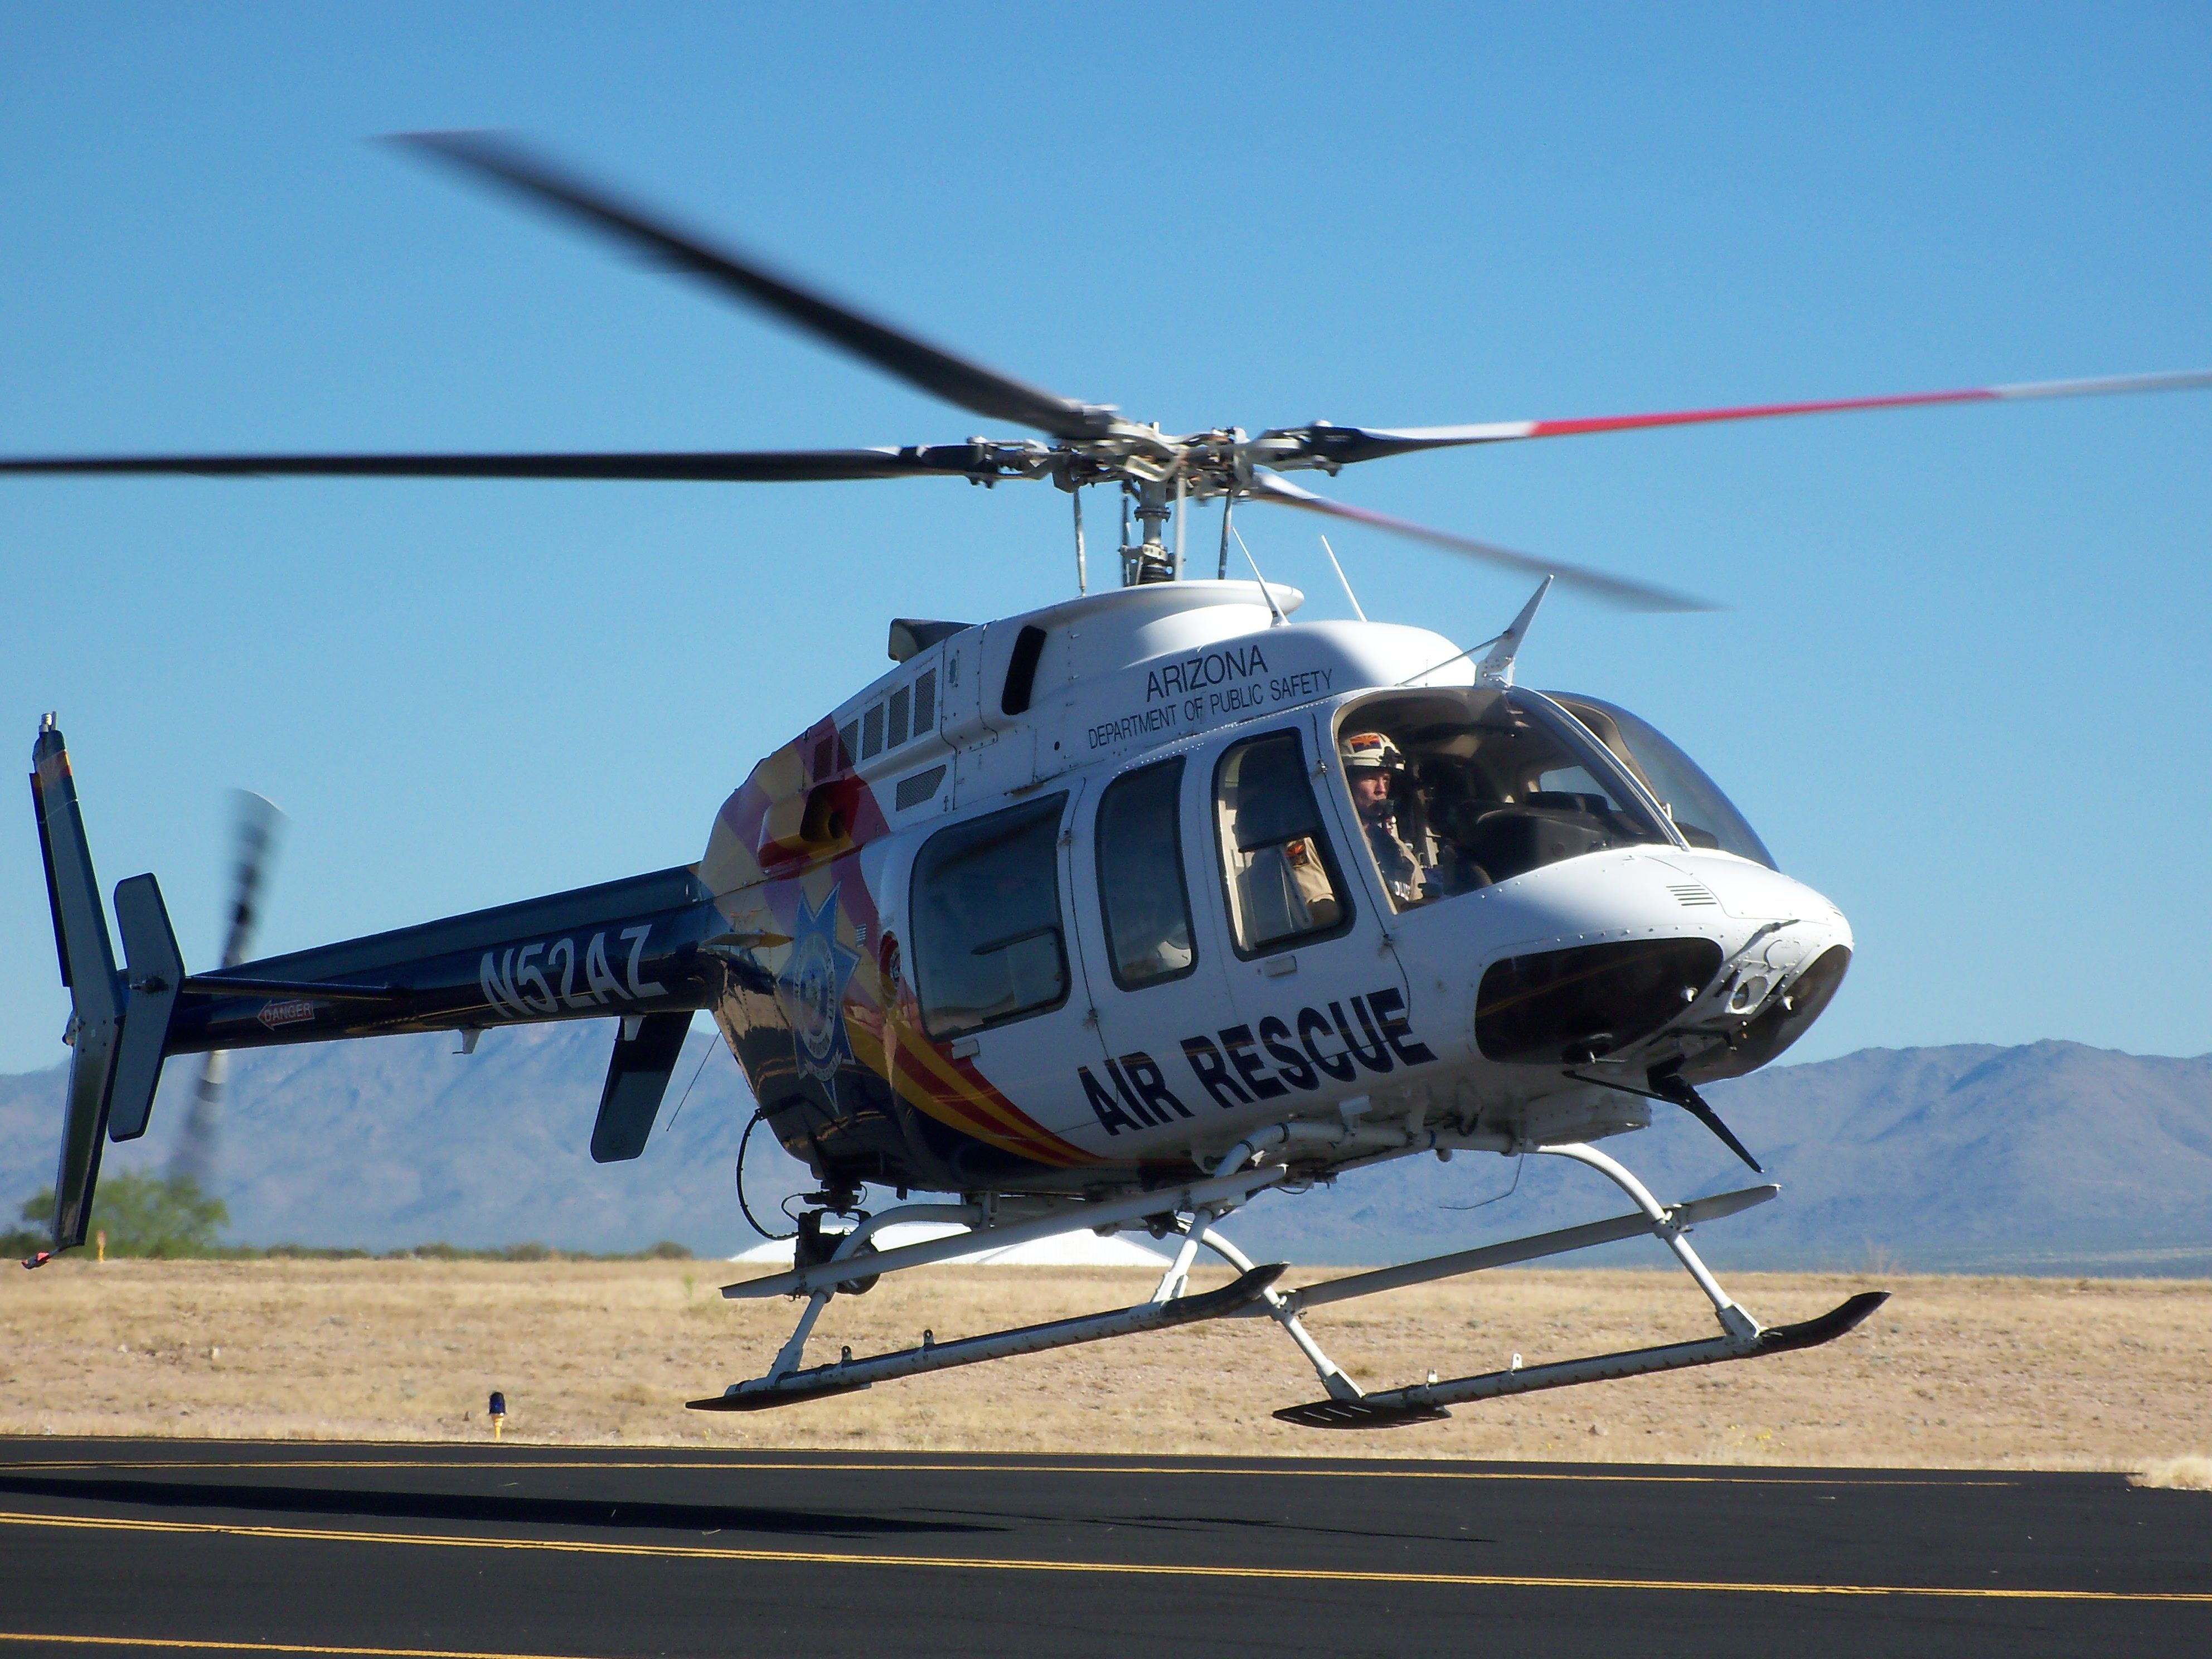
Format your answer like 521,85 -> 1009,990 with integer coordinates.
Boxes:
0,1439 -> 2205,1658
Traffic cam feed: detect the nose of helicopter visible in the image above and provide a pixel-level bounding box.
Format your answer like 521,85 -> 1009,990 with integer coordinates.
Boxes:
1458,848 -> 1853,1078
1668,853 -> 1854,1071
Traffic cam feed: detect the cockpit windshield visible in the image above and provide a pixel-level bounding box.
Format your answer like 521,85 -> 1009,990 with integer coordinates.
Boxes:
1545,693 -> 1776,869
1332,688 -> 1676,911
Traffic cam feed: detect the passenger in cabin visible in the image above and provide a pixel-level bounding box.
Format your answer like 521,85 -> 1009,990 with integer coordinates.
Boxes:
1217,731 -> 1344,949
1276,835 -> 1337,929
1339,731 -> 1432,907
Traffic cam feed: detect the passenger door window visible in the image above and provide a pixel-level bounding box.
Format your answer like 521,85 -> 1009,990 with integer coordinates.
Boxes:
911,794 -> 1070,1038
1214,730 -> 1352,957
1095,758 -> 1196,990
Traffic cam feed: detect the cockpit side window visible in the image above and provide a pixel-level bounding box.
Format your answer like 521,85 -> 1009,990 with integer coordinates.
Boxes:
1546,693 -> 1777,869
1332,689 -> 1673,905
1096,757 -> 1197,991
1213,729 -> 1352,957
910,793 -> 1071,1039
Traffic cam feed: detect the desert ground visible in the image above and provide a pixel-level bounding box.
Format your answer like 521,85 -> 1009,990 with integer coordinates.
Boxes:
2,1258 -> 2206,1474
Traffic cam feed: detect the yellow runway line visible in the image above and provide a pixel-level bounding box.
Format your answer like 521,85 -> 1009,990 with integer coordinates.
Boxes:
0,1635 -> 619,1659
0,1507 -> 2201,1604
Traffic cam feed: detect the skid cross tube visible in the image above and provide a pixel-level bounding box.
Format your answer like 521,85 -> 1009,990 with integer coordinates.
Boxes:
1195,1227 -> 1365,1403
1266,1181 -> 1779,1316
1258,1141 -> 1885,1429
721,1166 -> 1288,1301
1538,1141 -> 1757,1340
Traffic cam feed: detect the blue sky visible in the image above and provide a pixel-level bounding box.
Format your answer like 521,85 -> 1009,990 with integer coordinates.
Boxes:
3,4 -> 2208,1074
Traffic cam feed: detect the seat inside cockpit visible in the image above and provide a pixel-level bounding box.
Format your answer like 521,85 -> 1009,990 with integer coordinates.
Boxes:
1331,687 -> 1680,910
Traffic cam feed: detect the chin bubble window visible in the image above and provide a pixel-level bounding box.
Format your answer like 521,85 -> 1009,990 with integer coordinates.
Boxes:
1214,728 -> 1351,956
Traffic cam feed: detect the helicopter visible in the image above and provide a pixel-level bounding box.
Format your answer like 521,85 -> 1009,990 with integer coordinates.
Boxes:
16,133 -> 2211,1427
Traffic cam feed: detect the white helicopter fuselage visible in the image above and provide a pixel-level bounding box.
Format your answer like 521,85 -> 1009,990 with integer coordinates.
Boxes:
704,580 -> 1852,1197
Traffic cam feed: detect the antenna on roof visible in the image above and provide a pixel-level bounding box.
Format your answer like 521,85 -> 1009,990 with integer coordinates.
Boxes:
1072,488 -> 1087,594
1233,528 -> 1289,627
1320,536 -> 1366,620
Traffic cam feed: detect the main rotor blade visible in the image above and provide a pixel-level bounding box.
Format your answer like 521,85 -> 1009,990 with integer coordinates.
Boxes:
1278,366 -> 2212,465
391,130 -> 1117,442
0,446 -> 1016,483
1246,470 -> 1715,613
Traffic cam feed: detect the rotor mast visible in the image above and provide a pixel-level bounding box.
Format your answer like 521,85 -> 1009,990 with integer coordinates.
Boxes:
1124,475 -> 1176,585
1056,425 -> 1249,588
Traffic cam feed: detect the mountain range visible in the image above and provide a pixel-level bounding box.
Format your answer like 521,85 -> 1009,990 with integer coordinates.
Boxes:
3,1027 -> 2206,1274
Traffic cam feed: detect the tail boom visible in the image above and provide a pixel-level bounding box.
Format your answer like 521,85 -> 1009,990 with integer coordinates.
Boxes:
26,714 -> 729,1259
161,865 -> 722,1056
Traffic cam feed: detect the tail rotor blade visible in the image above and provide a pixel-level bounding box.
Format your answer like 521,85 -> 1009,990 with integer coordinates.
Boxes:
219,790 -> 284,968
171,791 -> 284,1191
168,1051 -> 225,1191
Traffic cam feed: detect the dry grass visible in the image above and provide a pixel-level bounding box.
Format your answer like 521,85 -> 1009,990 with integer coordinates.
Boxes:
2,1257 -> 2208,1474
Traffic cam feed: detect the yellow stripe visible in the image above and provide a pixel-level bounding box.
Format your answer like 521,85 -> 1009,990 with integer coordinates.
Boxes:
886,1025 -> 1070,1154
851,1011 -> 1052,1161
880,1023 -> 1088,1166
0,1508 -> 2198,1603
853,1021 -> 1010,1145
0,1635 -> 610,1659
7,1458 -> 2007,1491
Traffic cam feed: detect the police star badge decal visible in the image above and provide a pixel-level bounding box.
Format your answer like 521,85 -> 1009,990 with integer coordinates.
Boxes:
776,884 -> 861,1082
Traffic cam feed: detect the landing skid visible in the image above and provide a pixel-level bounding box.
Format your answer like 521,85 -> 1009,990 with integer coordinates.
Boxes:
1250,1143 -> 1887,1429
697,1139 -> 1885,1427
690,1264 -> 1283,1411
1274,1291 -> 1889,1428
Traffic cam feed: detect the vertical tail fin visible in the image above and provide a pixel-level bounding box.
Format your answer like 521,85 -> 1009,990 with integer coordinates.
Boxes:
30,715 -> 125,1254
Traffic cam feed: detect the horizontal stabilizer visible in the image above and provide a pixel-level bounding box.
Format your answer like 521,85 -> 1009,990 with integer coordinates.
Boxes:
109,873 -> 185,1142
590,1011 -> 693,1162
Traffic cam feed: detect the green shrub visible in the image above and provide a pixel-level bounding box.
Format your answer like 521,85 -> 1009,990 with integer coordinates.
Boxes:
4,1189 -> 699,1263
14,1175 -> 228,1258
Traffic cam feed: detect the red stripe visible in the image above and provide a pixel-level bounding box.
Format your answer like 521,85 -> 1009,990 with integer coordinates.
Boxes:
1527,387 -> 2000,439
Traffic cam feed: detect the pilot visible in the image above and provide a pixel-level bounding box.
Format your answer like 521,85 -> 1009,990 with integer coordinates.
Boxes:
1340,730 -> 1428,906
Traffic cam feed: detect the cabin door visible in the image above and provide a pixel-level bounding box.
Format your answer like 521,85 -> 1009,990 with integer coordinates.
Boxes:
898,786 -> 1111,1170
1203,716 -> 1421,1118
1062,750 -> 1230,1153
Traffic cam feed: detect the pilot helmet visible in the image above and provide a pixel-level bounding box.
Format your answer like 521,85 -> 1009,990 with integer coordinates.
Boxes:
1340,730 -> 1405,773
